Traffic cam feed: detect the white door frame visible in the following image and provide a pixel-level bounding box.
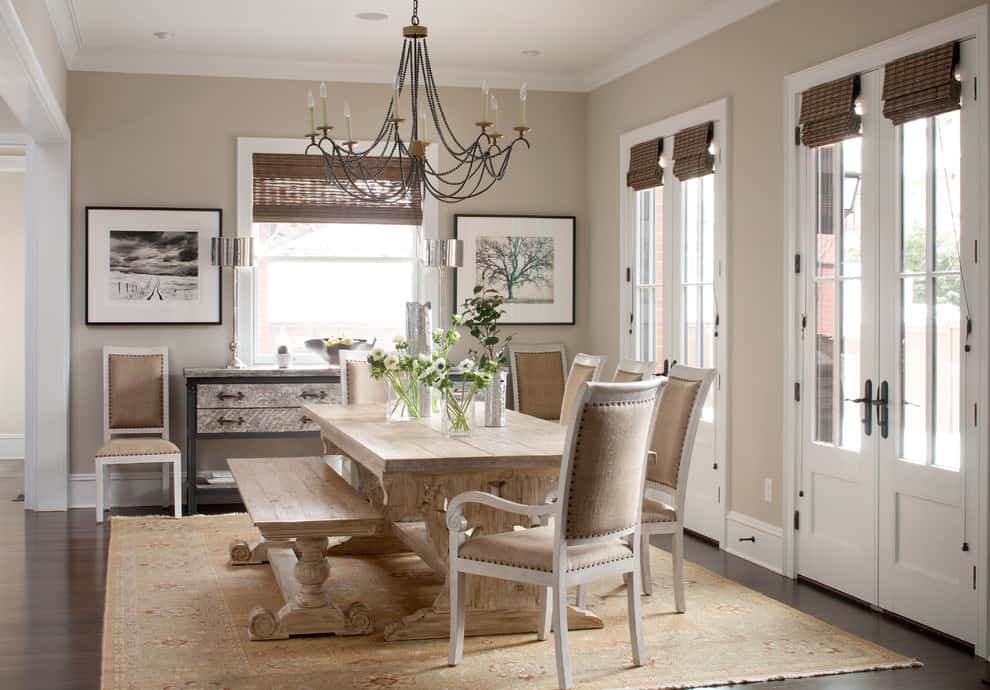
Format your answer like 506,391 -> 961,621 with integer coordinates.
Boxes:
618,97 -> 731,546
782,6 -> 989,657
0,1 -> 71,510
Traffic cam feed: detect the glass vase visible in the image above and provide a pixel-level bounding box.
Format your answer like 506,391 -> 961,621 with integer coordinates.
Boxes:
483,369 -> 508,427
386,374 -> 420,421
441,386 -> 477,436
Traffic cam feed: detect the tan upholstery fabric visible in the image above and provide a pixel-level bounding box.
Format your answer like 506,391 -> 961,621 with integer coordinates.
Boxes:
564,396 -> 657,540
642,496 -> 678,523
346,360 -> 387,405
458,525 -> 633,572
613,369 -> 646,382
514,351 -> 565,420
96,438 -> 179,457
647,376 -> 703,490
108,354 -> 165,429
559,363 -> 597,424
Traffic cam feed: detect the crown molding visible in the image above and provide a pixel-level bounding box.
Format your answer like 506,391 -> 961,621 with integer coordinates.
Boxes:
45,0 -> 81,66
70,47 -> 586,93
581,0 -> 779,91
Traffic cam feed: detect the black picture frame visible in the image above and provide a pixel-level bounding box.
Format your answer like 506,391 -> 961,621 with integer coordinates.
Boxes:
85,206 -> 223,325
454,214 -> 576,326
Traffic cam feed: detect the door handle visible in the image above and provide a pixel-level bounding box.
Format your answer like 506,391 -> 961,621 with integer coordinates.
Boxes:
843,378 -> 873,436
873,380 -> 889,439
660,359 -> 678,377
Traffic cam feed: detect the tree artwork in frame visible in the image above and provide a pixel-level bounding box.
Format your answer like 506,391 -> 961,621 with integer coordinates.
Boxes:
86,207 -> 222,325
455,215 -> 575,325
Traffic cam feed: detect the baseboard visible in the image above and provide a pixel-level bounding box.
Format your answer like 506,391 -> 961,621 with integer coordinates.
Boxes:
0,433 -> 24,460
724,510 -> 785,575
69,471 -> 183,509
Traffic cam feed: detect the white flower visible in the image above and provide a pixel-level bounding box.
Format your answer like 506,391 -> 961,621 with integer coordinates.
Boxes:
384,354 -> 400,371
458,358 -> 475,371
370,347 -> 385,359
433,328 -> 444,339
393,335 -> 408,349
418,353 -> 431,364
450,330 -> 461,342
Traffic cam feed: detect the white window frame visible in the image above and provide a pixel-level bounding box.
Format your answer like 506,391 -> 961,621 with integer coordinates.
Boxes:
781,6 -> 989,657
235,137 -> 438,366
618,97 -> 731,546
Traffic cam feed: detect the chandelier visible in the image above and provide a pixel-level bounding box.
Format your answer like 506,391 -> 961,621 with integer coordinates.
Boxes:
303,0 -> 531,204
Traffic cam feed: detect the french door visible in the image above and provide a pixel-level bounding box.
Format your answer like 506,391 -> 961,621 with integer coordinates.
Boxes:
632,169 -> 723,542
798,41 -> 979,642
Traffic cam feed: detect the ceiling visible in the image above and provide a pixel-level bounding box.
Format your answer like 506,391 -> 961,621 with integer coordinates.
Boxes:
47,0 -> 777,91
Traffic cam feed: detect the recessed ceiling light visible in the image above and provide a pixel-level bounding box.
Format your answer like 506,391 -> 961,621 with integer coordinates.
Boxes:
153,31 -> 174,40
521,49 -> 541,57
355,12 -> 388,21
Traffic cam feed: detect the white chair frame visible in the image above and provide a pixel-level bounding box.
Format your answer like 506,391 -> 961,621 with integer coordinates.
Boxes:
639,364 -> 715,611
612,358 -> 657,381
559,352 -> 608,423
96,346 -> 181,522
508,343 -> 568,414
447,379 -> 665,689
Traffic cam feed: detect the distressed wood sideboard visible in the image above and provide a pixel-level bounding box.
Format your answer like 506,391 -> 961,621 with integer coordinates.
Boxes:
183,366 -> 341,513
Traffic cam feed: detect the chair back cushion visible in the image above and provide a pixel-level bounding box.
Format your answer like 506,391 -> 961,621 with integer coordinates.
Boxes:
108,354 -> 165,429
514,351 -> 565,419
559,363 -> 597,424
613,369 -> 646,382
346,360 -> 387,405
562,382 -> 660,540
647,375 -> 703,490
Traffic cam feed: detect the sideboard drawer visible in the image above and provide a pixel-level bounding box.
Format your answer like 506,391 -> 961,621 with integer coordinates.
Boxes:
197,407 -> 320,434
197,382 -> 340,409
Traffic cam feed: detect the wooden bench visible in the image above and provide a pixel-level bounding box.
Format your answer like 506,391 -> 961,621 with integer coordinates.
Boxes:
227,456 -> 385,640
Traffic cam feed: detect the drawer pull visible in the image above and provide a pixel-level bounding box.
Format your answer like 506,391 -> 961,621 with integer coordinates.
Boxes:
300,390 -> 328,401
738,536 -> 756,543
216,392 -> 246,401
300,415 -> 313,424
218,416 -> 245,426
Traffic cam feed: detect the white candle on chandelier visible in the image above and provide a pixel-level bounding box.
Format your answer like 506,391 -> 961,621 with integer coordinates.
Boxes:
307,90 -> 315,133
319,82 -> 328,128
519,82 -> 528,128
344,102 -> 353,141
481,80 -> 489,122
490,94 -> 499,132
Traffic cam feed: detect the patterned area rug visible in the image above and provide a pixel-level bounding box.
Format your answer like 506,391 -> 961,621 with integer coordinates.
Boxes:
103,515 -> 918,689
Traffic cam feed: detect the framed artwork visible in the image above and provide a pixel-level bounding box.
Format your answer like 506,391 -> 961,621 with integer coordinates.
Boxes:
454,214 -> 575,325
86,207 -> 222,325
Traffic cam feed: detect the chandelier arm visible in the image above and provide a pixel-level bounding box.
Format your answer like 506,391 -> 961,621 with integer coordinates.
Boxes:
422,42 -> 471,154
428,151 -> 492,199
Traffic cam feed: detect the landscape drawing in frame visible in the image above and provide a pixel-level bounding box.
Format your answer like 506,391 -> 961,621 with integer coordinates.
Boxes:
86,207 -> 222,325
455,215 -> 575,325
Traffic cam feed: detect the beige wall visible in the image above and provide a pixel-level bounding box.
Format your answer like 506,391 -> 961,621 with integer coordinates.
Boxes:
11,0 -> 67,112
0,169 -> 24,436
586,0 -> 987,526
68,71 -> 588,475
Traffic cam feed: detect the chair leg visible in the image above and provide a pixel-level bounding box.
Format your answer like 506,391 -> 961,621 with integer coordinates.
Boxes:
161,462 -> 170,509
173,459 -> 182,518
448,570 -> 466,666
623,567 -> 646,666
537,586 -> 552,641
95,462 -> 104,523
641,532 -> 653,595
672,529 -> 685,613
552,577 -> 573,689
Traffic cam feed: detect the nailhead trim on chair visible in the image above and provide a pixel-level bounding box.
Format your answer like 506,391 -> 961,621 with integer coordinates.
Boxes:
460,551 -> 634,573
96,449 -> 179,457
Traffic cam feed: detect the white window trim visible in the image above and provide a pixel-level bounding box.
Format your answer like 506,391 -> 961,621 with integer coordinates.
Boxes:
617,97 -> 731,547
235,137 -> 438,366
781,6 -> 989,657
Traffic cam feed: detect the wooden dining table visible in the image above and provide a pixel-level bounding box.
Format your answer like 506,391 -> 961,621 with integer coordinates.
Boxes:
301,402 -> 605,641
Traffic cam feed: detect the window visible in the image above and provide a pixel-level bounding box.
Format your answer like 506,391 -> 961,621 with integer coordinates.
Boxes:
237,138 -> 436,366
252,222 -> 418,363
634,187 -> 663,365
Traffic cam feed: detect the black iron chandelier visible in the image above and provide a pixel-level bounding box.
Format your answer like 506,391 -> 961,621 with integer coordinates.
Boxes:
303,0 -> 531,204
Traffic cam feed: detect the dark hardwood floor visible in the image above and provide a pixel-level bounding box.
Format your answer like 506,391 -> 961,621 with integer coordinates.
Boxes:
0,481 -> 986,689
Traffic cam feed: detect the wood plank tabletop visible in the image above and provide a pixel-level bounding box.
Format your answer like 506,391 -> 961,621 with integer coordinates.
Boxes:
227,456 -> 385,539
301,403 -> 566,477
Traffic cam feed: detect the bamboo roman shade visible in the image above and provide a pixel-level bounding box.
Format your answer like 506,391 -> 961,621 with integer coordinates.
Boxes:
252,153 -> 423,226
882,42 -> 960,125
799,75 -> 861,148
672,122 -> 715,181
626,138 -> 663,190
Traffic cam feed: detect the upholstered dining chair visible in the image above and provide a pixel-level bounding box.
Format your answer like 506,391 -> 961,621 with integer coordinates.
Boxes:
447,378 -> 666,690
331,349 -> 387,485
509,343 -> 568,420
612,358 -> 656,382
558,353 -> 607,425
95,346 -> 181,522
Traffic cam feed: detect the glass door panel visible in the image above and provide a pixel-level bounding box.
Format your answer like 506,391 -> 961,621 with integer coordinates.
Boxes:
634,188 -> 664,367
